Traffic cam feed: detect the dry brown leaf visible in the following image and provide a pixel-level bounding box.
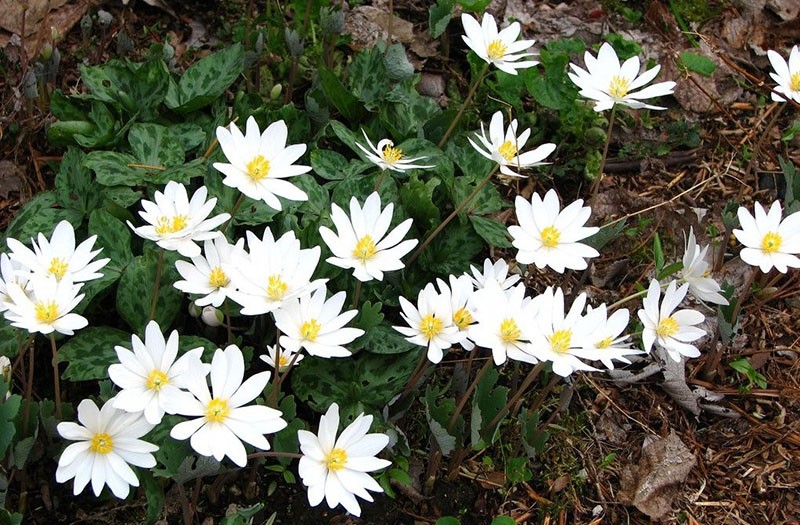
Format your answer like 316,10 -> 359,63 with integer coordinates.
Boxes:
0,160 -> 26,199
0,0 -> 89,58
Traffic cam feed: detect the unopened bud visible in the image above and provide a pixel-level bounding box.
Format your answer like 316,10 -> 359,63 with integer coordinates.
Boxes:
320,7 -> 344,36
284,28 -> 304,57
201,306 -> 224,327
188,302 -> 202,318
270,83 -> 282,100
97,10 -> 113,29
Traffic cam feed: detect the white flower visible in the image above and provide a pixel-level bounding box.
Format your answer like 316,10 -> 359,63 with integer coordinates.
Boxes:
568,42 -> 676,112
638,280 -> 706,362
468,258 -> 520,291
213,116 -> 311,210
169,345 -> 288,467
56,398 -> 158,499
576,304 -> 638,370
527,288 -> 598,377
3,276 -> 87,335
767,45 -> 800,104
273,285 -> 364,358
440,274 -> 476,350
680,228 -> 728,305
468,282 -> 538,365
6,220 -> 109,283
297,402 -> 390,517
259,344 -> 305,372
509,189 -> 599,272
128,181 -> 230,258
320,192 -> 418,282
468,111 -> 556,177
732,201 -> 800,273
394,283 -> 464,364
108,320 -> 208,425
461,13 -> 538,75
226,229 -> 325,315
0,253 -> 30,313
355,130 -> 434,172
174,237 -> 246,307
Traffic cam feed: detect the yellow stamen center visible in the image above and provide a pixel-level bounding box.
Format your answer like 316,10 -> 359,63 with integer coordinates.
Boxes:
549,329 -> 572,354
656,317 -> 679,339
420,314 -> 444,340
453,308 -> 473,330
278,354 -> 290,367
500,318 -> 521,343
266,275 -> 288,301
790,72 -> 800,92
381,144 -> 403,165
208,266 -> 230,288
487,39 -> 507,60
48,257 -> 69,280
760,232 -> 782,254
89,432 -> 113,454
35,301 -> 59,324
497,140 -> 518,162
353,235 -> 377,263
609,75 -> 630,99
596,336 -> 613,349
326,447 -> 348,471
146,369 -> 169,391
155,215 -> 189,235
247,155 -> 271,182
540,226 -> 561,248
301,319 -> 322,341
205,398 -> 230,423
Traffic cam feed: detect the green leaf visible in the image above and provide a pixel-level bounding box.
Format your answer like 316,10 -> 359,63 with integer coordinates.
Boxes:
361,324 -> 416,354
328,120 -> 362,156
470,366 -> 508,448
678,51 -> 717,77
102,186 -> 143,209
350,301 -> 384,350
399,173 -> 441,233
457,0 -> 491,11
420,221 -> 484,275
0,324 -> 24,360
652,232 -> 665,274
424,384 -> 461,456
384,44 -> 414,81
59,326 -> 130,381
2,192 -> 82,244
491,517 -> 516,525
233,195 -> 280,226
141,471 -> 166,525
318,66 -> 366,122
88,208 -> 133,269
78,61 -> 137,112
348,46 -> 389,107
379,78 -> 442,138
311,149 -> 348,181
435,518 -> 461,525
150,158 -> 207,185
128,123 -> 185,168
170,123 -> 207,153
271,395 -> 306,466
0,385 -> 21,457
429,0 -> 454,38
220,504 -> 265,525
55,148 -> 100,216
0,509 -> 23,525
518,408 -> 550,458
73,101 -> 119,148
116,249 -> 182,332
179,335 -> 219,362
84,151 -> 142,186
166,44 -> 245,113
469,216 -> 511,248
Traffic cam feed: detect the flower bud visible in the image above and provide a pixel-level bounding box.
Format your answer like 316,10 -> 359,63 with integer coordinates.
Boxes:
201,306 -> 224,327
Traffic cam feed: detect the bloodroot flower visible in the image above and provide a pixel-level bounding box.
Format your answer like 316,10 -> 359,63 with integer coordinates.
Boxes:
461,13 -> 538,75
355,130 -> 434,172
732,201 -> 800,273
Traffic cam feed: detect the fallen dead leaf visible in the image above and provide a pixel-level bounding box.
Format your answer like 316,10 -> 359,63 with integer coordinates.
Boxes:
0,160 -> 26,199
0,0 -> 89,59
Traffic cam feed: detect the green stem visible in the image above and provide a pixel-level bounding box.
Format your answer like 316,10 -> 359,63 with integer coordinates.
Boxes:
448,357 -> 492,432
373,169 -> 388,192
407,164 -> 499,266
221,194 -> 246,234
486,362 -> 545,431
148,249 -> 165,322
22,344 -> 34,434
437,62 -> 490,149
352,281 -> 362,310
589,105 -> 617,210
224,301 -> 233,344
248,450 -> 302,460
397,350 -> 430,405
50,334 -> 62,419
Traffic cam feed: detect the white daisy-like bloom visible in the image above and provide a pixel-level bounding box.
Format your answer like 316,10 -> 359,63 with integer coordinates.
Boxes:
460,13 -> 538,75
55,398 -> 158,499
128,181 -> 230,258
108,320 -> 208,425
169,345 -> 288,468
509,189 -> 599,273
3,276 -> 87,335
732,201 -> 800,274
638,279 -> 706,362
767,45 -> 800,104
680,228 -> 728,305
439,274 -> 476,350
226,228 -> 325,316
468,282 -> 538,366
0,253 -> 30,313
297,402 -> 391,517
6,220 -> 109,284
174,236 -> 246,307
575,304 -> 638,370
568,42 -> 676,112
468,258 -> 520,291
213,116 -> 311,210
355,130 -> 434,172
468,111 -> 556,178
319,192 -> 418,282
394,282 -> 464,364
527,287 -> 598,377
259,344 -> 305,372
273,285 -> 364,358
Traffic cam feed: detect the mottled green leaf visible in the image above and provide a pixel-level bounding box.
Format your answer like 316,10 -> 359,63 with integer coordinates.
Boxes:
170,123 -> 206,153
348,46 -> 388,107
419,221 -> 484,275
59,326 -> 130,381
166,44 -> 245,113
2,192 -> 82,245
102,186 -> 142,208
424,384 -> 462,455
429,0 -> 454,38
55,148 -> 100,215
311,149 -> 348,181
84,151 -> 141,186
319,66 -> 366,123
116,249 -> 182,332
469,216 -> 511,248
128,123 -> 185,168
0,385 -> 21,457
88,208 -> 133,268
0,324 -> 24,360
73,101 -> 119,148
470,366 -> 508,448
361,324 -> 416,354
399,173 -> 440,233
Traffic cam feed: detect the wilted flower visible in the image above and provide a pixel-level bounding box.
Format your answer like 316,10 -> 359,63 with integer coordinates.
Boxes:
767,45 -> 800,104
468,111 -> 556,177
461,13 -> 538,75
680,228 -> 728,305
638,280 -> 706,362
355,130 -> 434,172
508,189 -> 599,272
297,403 -> 390,517
213,116 -> 311,210
568,42 -> 676,112
732,201 -> 800,273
